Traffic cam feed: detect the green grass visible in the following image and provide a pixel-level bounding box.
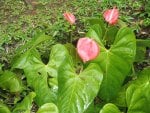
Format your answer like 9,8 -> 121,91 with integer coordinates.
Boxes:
0,0 -> 149,64
0,1 -> 150,112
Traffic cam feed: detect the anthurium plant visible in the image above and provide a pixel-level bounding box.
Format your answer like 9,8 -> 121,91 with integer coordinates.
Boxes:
0,7 -> 150,113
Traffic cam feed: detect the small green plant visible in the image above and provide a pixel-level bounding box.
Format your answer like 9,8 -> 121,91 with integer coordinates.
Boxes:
0,1 -> 150,113
0,5 -> 150,113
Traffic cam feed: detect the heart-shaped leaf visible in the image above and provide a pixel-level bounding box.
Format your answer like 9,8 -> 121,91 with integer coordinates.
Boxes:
87,25 -> 136,101
12,44 -> 69,106
37,103 -> 59,113
126,67 -> 150,113
99,103 -> 121,113
57,55 -> 103,113
0,71 -> 23,93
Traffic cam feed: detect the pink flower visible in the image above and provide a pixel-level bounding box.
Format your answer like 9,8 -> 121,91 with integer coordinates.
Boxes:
77,38 -> 100,62
63,12 -> 76,25
103,7 -> 119,25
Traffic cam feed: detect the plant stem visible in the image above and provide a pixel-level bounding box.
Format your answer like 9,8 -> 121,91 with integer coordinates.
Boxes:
132,65 -> 136,76
69,25 -> 72,43
102,23 -> 109,44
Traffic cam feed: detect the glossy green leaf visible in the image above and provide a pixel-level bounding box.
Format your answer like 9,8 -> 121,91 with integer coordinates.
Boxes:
12,49 -> 41,69
126,67 -> 150,113
83,102 -> 95,113
58,55 -> 103,113
99,103 -> 121,113
65,43 -> 82,66
37,103 -> 59,113
83,101 -> 103,113
13,92 -> 36,113
87,25 -> 136,101
86,24 -> 103,46
106,26 -> 118,45
26,44 -> 69,105
24,70 -> 56,106
126,84 -> 150,113
0,71 -> 23,93
86,18 -> 106,36
0,102 -> 11,113
84,100 -> 105,113
48,78 -> 58,95
12,44 -> 69,105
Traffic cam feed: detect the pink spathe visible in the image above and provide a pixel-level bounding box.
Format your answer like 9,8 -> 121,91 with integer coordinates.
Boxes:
63,12 -> 76,25
77,38 -> 100,62
103,7 -> 119,25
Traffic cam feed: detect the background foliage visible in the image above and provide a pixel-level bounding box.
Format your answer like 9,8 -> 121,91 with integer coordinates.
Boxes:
0,0 -> 150,113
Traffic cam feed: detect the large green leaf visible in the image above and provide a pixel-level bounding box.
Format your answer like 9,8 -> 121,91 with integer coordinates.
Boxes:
26,44 -> 69,105
13,92 -> 36,113
0,71 -> 23,93
0,102 -> 11,113
57,55 -> 103,113
126,67 -> 150,113
37,103 -> 59,113
87,25 -> 136,101
12,44 -> 69,106
24,69 -> 56,106
99,103 -> 121,113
